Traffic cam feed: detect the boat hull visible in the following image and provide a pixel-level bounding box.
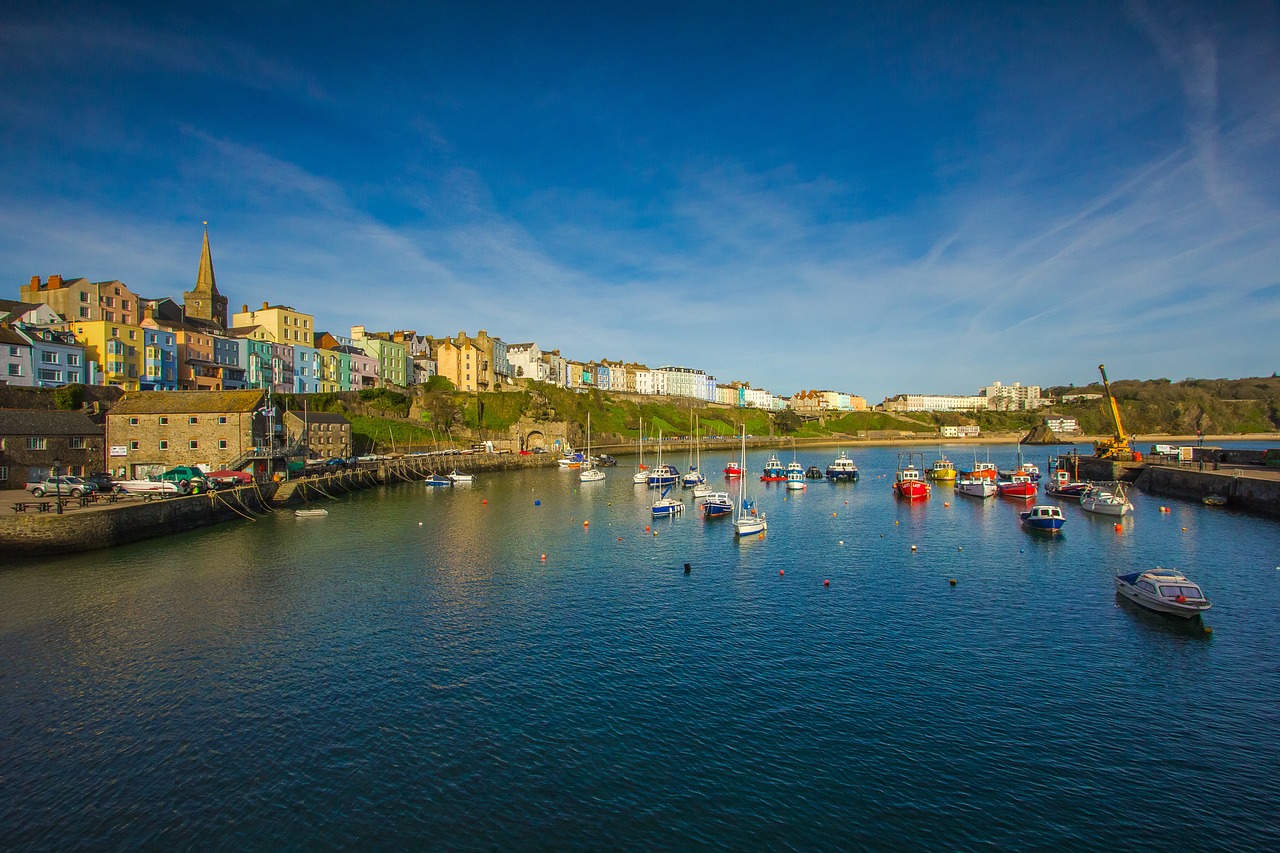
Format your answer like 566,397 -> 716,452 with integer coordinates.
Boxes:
734,518 -> 767,536
894,482 -> 930,500
997,482 -> 1037,499
1114,574 -> 1212,618
956,479 -> 996,498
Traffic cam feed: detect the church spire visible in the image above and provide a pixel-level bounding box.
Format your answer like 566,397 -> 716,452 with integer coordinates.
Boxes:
183,221 -> 228,330
196,221 -> 217,294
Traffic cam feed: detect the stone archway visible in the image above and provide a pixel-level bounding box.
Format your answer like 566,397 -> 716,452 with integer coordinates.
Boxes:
523,430 -> 545,451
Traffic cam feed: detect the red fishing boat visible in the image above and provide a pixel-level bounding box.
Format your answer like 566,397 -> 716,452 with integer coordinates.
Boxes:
997,474 -> 1037,500
724,460 -> 745,478
893,454 -> 931,501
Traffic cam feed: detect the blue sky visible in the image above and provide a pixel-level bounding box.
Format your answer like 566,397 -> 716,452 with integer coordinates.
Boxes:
2,1 -> 1278,402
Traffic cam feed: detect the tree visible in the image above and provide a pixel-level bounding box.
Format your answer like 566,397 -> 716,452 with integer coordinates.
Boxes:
774,409 -> 802,434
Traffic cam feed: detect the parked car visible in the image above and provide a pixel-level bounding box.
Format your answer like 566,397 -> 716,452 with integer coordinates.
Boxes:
84,472 -> 126,494
324,457 -> 348,468
25,476 -> 98,498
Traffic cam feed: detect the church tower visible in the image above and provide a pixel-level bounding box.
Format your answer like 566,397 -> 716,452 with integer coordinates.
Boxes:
183,222 -> 228,329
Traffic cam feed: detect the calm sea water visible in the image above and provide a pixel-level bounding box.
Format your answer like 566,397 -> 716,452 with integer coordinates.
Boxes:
3,443 -> 1279,851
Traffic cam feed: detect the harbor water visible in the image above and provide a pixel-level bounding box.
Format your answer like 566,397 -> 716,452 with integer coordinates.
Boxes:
2,443 -> 1279,850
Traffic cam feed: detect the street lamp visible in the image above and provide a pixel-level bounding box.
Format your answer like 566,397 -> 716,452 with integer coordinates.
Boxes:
51,457 -> 62,514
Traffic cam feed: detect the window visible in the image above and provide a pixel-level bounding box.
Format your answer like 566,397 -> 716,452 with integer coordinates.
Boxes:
38,369 -> 60,382
79,307 -> 90,318
189,440 -> 198,449
159,440 -> 169,450
104,311 -> 115,322
130,440 -> 139,450
218,416 -> 227,424
68,354 -> 80,366
7,346 -> 17,356
7,364 -> 19,377
122,300 -> 130,311
159,417 -> 168,425
128,330 -> 136,341
105,296 -> 115,307
188,416 -> 199,424
26,437 -> 48,450
80,292 -> 89,303
69,437 -> 86,449
0,466 -> 7,481
218,439 -> 227,449
41,351 -> 58,364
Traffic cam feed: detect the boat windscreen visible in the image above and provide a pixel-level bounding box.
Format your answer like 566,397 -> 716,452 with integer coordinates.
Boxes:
1158,585 -> 1203,599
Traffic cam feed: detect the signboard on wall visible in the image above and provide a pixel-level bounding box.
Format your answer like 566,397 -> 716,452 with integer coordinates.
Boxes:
109,445 -> 128,457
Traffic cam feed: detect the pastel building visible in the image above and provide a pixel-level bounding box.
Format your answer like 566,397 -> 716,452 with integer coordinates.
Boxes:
231,302 -> 315,347
70,320 -> 146,390
22,276 -> 143,325
293,346 -> 323,393
141,327 -> 179,391
351,326 -> 408,388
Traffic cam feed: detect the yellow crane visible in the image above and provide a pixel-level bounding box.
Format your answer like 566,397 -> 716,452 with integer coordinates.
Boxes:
1093,363 -> 1135,459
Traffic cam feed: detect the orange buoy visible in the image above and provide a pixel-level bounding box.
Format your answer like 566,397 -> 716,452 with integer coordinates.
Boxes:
540,554 -> 546,561
824,579 -> 830,586
618,537 -> 622,541
950,578 -> 957,586
832,512 -> 837,517
645,525 -> 651,532
583,520 -> 589,527
482,499 -> 487,505
1115,523 -> 1122,532
944,502 -> 950,507
779,569 -> 785,576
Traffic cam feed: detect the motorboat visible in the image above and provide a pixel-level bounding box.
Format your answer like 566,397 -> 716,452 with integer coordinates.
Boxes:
1045,469 -> 1089,500
1018,462 -> 1041,482
1020,504 -> 1065,533
424,473 -> 452,487
785,460 -> 806,490
724,460 -> 746,479
116,479 -> 181,496
733,426 -> 767,537
557,449 -> 584,469
1081,483 -> 1133,516
647,430 -> 680,486
692,482 -> 713,499
928,455 -> 957,481
682,468 -> 706,487
997,474 -> 1037,500
959,461 -> 998,481
595,454 -> 617,467
447,470 -> 474,483
805,465 -> 824,479
1203,494 -> 1227,506
1114,568 -> 1211,618
825,450 -> 859,482
701,491 -> 734,517
955,476 -> 996,498
294,508 -> 329,517
893,454 -> 930,501
760,454 -> 786,482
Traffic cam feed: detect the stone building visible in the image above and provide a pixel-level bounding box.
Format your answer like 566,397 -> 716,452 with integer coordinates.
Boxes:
105,390 -> 268,478
283,411 -> 352,459
0,409 -> 104,488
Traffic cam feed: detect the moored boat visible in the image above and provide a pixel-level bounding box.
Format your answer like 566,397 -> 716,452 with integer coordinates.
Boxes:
701,491 -> 734,517
651,485 -> 684,517
997,474 -> 1037,500
724,460 -> 746,479
928,455 -> 957,481
825,451 -> 859,482
785,460 -> 806,490
733,426 -> 767,537
1045,469 -> 1089,500
294,508 -> 329,517
424,473 -> 452,486
1081,483 -> 1133,516
760,454 -> 786,482
1020,504 -> 1065,533
1114,567 -> 1211,618
579,413 -> 605,482
893,454 -> 930,501
805,465 -> 824,479
955,476 -> 996,498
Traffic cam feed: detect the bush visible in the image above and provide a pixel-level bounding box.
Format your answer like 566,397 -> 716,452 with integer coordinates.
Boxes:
53,384 -> 85,410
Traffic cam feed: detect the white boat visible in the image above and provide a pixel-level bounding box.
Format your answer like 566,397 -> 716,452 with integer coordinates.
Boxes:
651,485 -> 684,517
633,417 -> 649,484
447,470 -> 474,483
116,479 -> 181,495
1114,567 -> 1211,618
733,426 -> 767,537
294,508 -> 329,517
955,476 -> 996,498
1081,483 -> 1133,516
647,430 -> 679,486
580,413 -> 605,482
785,458 -> 805,490
682,416 -> 705,488
692,482 -> 713,499
825,450 -> 859,482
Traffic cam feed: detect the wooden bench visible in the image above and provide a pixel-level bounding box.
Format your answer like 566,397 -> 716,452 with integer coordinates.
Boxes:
12,502 -> 29,513
35,501 -> 54,513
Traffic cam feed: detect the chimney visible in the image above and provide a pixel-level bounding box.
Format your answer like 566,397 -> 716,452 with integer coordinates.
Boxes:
49,274 -> 63,288
262,301 -> 269,309
242,304 -> 248,313
30,275 -> 40,289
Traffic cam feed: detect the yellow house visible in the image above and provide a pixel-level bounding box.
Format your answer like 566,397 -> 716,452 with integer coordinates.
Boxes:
433,332 -> 487,392
230,302 -> 315,346
71,319 -> 146,390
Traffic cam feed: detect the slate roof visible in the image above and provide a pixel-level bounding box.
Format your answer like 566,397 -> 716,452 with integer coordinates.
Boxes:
0,409 -> 102,436
0,326 -> 30,347
109,390 -> 265,415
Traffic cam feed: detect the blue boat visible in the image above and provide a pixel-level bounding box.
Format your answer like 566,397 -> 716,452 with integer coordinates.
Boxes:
701,491 -> 733,517
424,474 -> 452,487
1020,504 -> 1065,533
825,450 -> 860,482
651,485 -> 684,517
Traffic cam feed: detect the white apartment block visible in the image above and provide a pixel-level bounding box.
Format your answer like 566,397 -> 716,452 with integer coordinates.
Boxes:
506,343 -> 545,382
884,394 -> 989,412
635,368 -> 667,397
1044,416 -> 1080,433
941,425 -> 981,437
659,366 -> 713,401
981,381 -> 1046,410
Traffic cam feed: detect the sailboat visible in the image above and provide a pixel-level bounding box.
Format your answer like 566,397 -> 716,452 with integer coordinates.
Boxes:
580,412 -> 605,482
682,414 -> 705,488
692,428 -> 714,498
632,416 -> 649,485
733,425 -> 767,537
647,430 -> 679,487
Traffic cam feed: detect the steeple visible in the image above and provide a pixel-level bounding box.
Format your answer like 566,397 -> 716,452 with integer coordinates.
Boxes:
183,221 -> 228,329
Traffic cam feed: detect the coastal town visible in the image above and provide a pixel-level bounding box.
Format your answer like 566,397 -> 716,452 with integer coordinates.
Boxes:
1,227 -> 1059,491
